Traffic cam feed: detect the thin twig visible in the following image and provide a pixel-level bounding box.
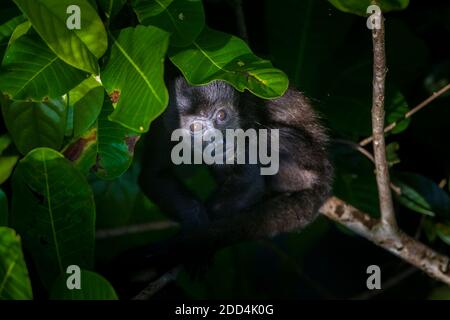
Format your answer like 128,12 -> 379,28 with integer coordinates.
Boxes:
96,221 -> 179,239
370,10 -> 397,229
132,267 -> 181,300
359,83 -> 450,146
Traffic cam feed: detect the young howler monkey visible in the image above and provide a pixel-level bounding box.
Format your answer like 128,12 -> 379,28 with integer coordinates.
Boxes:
137,76 -> 333,272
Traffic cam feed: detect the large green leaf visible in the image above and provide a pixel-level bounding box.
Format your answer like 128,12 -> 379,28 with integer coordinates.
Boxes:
11,148 -> 95,288
50,269 -> 118,300
0,189 -> 7,226
1,97 -> 67,155
392,172 -> 450,218
63,99 -> 139,179
133,0 -> 204,47
102,25 -> 169,132
68,76 -> 104,138
13,0 -> 107,74
0,227 -> 33,300
0,35 -> 87,100
169,27 -> 289,99
329,0 -> 409,16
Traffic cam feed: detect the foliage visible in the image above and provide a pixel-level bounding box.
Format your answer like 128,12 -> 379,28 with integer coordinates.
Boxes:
0,0 -> 448,300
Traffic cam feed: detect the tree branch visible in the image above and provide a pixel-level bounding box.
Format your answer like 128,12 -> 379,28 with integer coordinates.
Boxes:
320,197 -> 450,285
132,267 -> 181,300
96,221 -> 179,240
370,10 -> 397,229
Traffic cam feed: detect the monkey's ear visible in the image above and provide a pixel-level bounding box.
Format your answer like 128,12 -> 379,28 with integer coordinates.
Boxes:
174,76 -> 190,93
173,76 -> 193,111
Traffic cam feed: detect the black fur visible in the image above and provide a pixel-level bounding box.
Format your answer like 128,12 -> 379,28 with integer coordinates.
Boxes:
137,77 -> 333,272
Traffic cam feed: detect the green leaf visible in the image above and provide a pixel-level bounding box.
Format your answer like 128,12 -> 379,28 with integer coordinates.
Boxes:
50,269 -> 118,300
392,173 -> 450,218
0,189 -> 7,226
0,35 -> 87,100
386,142 -> 400,167
0,134 -> 12,154
328,0 -> 409,16
13,0 -> 107,74
386,91 -> 410,134
169,27 -> 289,99
0,135 -> 17,185
102,26 -> 169,132
1,97 -> 67,155
8,20 -> 31,47
69,76 -> 104,138
0,15 -> 26,43
11,148 -> 95,288
0,155 -> 19,185
63,99 -> 139,179
0,227 -> 33,300
96,100 -> 139,179
63,127 -> 97,175
133,0 -> 205,47
98,0 -> 127,20
436,223 -> 450,246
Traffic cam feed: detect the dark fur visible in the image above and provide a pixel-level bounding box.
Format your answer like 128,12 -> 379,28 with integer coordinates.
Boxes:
138,77 -> 333,270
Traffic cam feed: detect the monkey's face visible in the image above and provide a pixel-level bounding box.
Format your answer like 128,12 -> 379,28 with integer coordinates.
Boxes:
174,77 -> 241,137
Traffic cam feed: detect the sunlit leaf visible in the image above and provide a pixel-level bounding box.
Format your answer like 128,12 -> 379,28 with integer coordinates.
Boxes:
102,25 -> 169,132
13,0 -> 107,73
169,27 -> 289,99
0,156 -> 19,185
7,20 -> 31,47
69,76 -> 104,138
0,35 -> 87,100
63,99 -> 139,179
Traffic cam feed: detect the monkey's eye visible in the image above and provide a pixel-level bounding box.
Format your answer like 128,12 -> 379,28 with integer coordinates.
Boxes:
216,109 -> 227,122
190,122 -> 203,133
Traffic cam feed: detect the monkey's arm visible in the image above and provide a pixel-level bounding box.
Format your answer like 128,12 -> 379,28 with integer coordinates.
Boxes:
138,117 -> 209,229
206,163 -> 265,220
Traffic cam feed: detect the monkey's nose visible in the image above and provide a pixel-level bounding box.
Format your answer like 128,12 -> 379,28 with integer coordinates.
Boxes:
190,122 -> 203,134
